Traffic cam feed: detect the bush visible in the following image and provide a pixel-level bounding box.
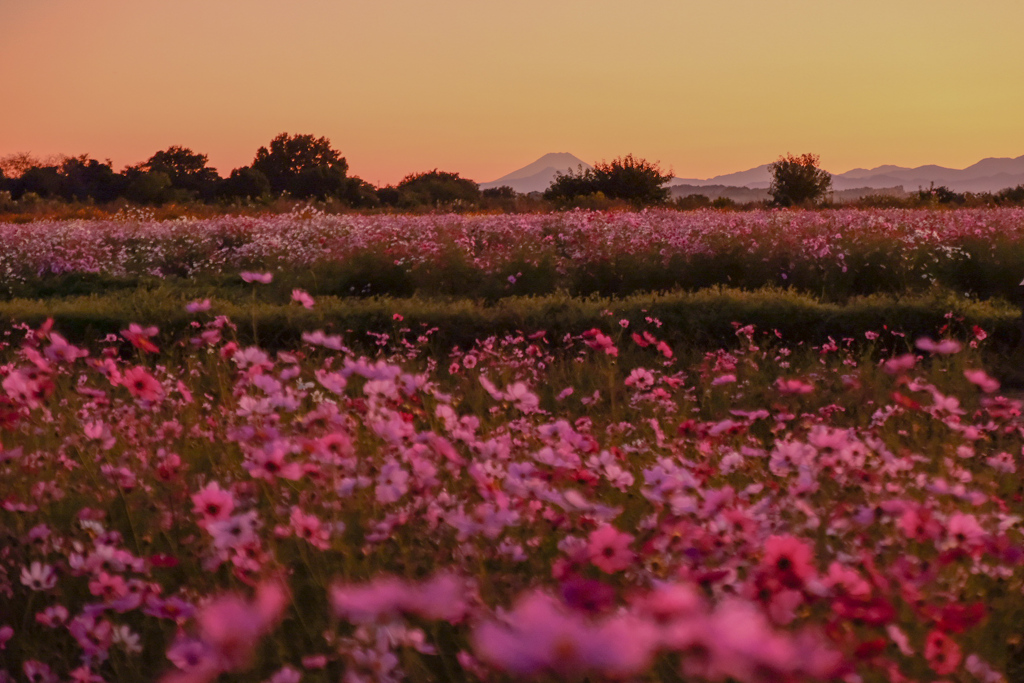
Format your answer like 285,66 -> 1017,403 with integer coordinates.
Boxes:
768,153 -> 832,207
544,155 -> 671,207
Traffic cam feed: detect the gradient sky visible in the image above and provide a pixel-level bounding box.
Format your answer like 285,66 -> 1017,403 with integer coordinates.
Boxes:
2,0 -> 1024,185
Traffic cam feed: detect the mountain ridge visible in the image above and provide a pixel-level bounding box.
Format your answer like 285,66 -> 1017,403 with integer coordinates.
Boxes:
483,153 -> 1024,195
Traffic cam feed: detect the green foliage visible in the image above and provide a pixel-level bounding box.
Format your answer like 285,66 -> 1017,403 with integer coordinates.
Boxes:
1,286 -> 1016,361
768,153 -> 832,207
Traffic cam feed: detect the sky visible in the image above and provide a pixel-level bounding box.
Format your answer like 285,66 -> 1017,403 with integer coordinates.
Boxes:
2,0 -> 1024,185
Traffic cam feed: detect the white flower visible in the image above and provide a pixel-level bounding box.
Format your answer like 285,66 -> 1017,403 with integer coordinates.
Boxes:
20,561 -> 57,591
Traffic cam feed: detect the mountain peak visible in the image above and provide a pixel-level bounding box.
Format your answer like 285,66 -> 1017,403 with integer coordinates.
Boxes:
481,153 -> 592,193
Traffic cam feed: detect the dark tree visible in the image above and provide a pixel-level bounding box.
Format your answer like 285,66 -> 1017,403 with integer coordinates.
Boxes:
58,156 -> 124,202
397,170 -> 480,208
17,165 -> 63,199
218,167 -> 272,201
544,155 -> 671,207
543,165 -> 599,204
482,186 -> 517,199
768,153 -> 832,207
142,146 -> 220,200
377,186 -> 401,207
123,170 -> 172,205
252,133 -> 348,195
340,177 -> 380,208
590,155 -> 671,205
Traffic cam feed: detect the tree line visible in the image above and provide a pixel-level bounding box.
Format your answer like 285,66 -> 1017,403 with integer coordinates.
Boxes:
0,133 -> 497,210
3,137 -> 1024,213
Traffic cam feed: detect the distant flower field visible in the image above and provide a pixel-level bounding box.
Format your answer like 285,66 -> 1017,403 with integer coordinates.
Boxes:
3,208 -> 1024,682
3,207 -> 1024,302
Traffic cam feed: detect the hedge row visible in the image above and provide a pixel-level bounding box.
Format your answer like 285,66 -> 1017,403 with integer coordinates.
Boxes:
2,286 -> 1018,355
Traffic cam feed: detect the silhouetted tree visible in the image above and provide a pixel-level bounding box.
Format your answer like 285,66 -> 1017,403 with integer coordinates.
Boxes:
218,167 -> 272,201
17,165 -> 63,199
397,170 -> 480,208
482,186 -> 517,199
591,155 -> 671,205
377,186 -> 401,207
996,185 -> 1024,205
0,153 -> 45,179
123,170 -> 173,205
768,153 -> 831,207
340,177 -> 380,208
58,156 -> 124,202
141,146 -> 220,200
544,155 -> 671,207
252,133 -> 348,195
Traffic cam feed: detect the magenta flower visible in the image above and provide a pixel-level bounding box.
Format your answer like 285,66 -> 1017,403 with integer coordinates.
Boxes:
924,628 -> 962,675
472,591 -> 657,678
185,299 -> 212,313
964,368 -> 1000,393
191,482 -> 236,524
121,323 -> 160,353
587,524 -> 635,573
290,289 -> 315,309
761,535 -> 816,588
915,337 -> 962,354
121,366 -> 165,403
240,271 -> 273,284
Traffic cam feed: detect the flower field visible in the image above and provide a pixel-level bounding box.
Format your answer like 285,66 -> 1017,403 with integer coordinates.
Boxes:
3,209 -> 1024,682
3,207 -> 1024,303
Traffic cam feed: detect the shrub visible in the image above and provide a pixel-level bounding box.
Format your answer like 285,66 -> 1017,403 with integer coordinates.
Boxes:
768,153 -> 832,207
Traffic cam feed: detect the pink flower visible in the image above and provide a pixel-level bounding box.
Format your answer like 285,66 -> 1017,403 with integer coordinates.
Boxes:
122,366 -> 165,402
121,323 -> 160,353
330,573 -> 469,624
165,581 -> 288,681
587,524 -> 635,573
186,299 -> 212,313
882,353 -> 917,375
775,378 -> 813,395
191,482 -> 236,524
291,289 -> 315,309
243,444 -> 303,481
946,512 -> 986,547
43,333 -> 88,363
964,369 -> 999,393
240,271 -> 273,284
915,337 -> 962,354
761,535 -> 816,588
472,591 -> 657,678
924,629 -> 962,675
289,507 -> 331,550
582,329 -> 618,356
0,624 -> 12,649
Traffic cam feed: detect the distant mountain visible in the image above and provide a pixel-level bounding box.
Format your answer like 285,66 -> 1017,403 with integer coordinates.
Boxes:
668,155 -> 1024,194
670,164 -> 773,189
481,153 -> 592,194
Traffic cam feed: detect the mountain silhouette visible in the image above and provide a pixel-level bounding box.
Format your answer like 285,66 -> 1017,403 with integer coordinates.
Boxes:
481,153 -> 592,194
668,155 -> 1024,194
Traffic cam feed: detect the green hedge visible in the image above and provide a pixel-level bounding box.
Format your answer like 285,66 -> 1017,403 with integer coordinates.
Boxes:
1,286 -> 1018,354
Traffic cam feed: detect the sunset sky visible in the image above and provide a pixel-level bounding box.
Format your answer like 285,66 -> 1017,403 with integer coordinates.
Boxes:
2,0 -> 1023,185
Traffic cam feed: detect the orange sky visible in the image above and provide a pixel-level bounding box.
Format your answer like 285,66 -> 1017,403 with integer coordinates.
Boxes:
2,0 -> 1024,185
